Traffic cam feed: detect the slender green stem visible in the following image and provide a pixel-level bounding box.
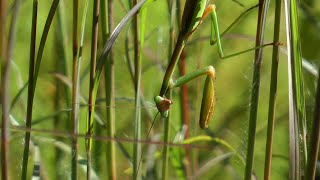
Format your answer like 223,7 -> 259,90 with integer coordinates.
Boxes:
291,0 -> 308,169
284,0 -> 307,178
101,0 -> 117,179
32,0 -> 60,94
263,0 -> 281,179
76,0 -> 89,177
132,0 -> 142,179
160,34 -> 185,96
71,0 -> 79,179
244,0 -> 270,179
162,92 -> 172,180
21,1 -> 37,179
87,0 -> 100,179
160,2 -> 176,178
305,67 -> 320,180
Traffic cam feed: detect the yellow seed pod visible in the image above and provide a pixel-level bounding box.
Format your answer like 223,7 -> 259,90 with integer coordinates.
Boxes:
199,75 -> 216,129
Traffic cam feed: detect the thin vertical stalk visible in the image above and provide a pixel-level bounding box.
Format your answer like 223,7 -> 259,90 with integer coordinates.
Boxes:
0,0 -> 8,178
87,0 -> 100,179
132,0 -> 142,179
305,67 -> 320,180
291,0 -> 308,169
82,2 -> 150,177
32,0 -> 60,94
244,0 -> 270,179
21,1 -> 37,179
71,0 -> 79,179
263,0 -> 281,179
22,1 -> 60,178
162,92 -> 171,180
101,0 -> 117,179
77,0 -> 89,177
86,2 -> 149,178
161,2 -> 176,179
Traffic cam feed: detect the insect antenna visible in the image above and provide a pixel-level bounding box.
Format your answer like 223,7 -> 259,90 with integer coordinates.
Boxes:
136,111 -> 160,178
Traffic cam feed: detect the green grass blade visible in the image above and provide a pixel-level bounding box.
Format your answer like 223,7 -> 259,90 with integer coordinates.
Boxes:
21,1 -> 38,179
244,0 -> 271,179
33,0 -> 60,95
132,0 -> 143,178
305,66 -> 320,180
84,1 -> 149,178
86,0 -> 100,179
284,0 -> 307,179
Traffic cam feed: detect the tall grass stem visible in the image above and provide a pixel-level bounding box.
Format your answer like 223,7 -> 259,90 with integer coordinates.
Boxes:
263,0 -> 281,179
244,0 -> 270,179
71,0 -> 79,179
132,0 -> 142,178
305,67 -> 320,179
21,1 -> 37,179
284,0 -> 307,178
87,0 -> 100,179
101,0 -> 117,178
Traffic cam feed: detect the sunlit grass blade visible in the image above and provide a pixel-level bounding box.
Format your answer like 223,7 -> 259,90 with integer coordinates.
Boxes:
284,0 -> 307,179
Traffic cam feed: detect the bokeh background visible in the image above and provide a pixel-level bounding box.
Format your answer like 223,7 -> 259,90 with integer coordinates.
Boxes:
3,0 -> 320,179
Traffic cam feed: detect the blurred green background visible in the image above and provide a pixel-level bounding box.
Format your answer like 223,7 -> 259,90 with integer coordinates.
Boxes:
4,0 -> 320,179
